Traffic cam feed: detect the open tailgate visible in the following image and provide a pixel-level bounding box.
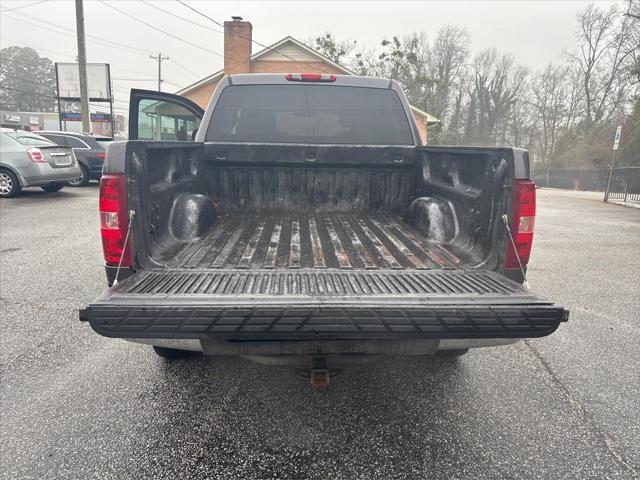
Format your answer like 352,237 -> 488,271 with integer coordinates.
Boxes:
80,269 -> 568,339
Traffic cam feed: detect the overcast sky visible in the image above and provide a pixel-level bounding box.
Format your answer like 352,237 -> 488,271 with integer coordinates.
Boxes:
0,0 -> 618,115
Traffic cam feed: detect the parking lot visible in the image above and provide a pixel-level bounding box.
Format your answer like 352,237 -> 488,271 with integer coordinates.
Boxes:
1,186 -> 638,480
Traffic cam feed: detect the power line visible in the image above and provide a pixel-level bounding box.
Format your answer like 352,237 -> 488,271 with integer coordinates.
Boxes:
175,0 -> 332,74
5,10 -> 151,56
163,59 -> 200,80
97,0 -> 224,58
0,72 -> 48,85
0,55 -> 52,69
0,0 -> 49,13
1,40 -> 156,80
138,0 -> 223,34
175,1 -> 225,29
0,85 -> 57,99
4,10 -> 203,85
164,59 -> 202,81
0,36 -> 76,59
111,65 -> 154,77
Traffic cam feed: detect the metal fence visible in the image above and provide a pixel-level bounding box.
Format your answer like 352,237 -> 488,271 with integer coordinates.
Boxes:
532,167 -> 640,205
604,167 -> 640,205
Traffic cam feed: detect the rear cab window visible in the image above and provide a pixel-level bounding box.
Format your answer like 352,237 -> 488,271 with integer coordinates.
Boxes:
205,84 -> 414,145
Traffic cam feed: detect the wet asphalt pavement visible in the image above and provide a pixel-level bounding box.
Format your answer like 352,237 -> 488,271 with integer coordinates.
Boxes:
1,186 -> 638,480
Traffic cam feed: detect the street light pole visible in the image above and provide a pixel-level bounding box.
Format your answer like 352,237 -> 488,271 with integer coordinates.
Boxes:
74,0 -> 91,133
150,53 -> 169,92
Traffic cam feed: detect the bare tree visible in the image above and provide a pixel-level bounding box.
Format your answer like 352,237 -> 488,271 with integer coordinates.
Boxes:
569,4 -> 634,124
529,64 -> 573,163
424,25 -> 470,125
624,0 -> 640,20
466,49 -> 528,145
623,0 -> 640,85
375,33 -> 432,106
306,33 -> 357,66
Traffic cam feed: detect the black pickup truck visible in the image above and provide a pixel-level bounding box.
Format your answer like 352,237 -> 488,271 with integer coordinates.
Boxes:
80,74 -> 568,384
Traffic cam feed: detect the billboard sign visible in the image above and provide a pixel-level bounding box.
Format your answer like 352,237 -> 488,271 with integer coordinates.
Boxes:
60,112 -> 112,123
61,112 -> 83,121
56,63 -> 112,100
91,113 -> 111,122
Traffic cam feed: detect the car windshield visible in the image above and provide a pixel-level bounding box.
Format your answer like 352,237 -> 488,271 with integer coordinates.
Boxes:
6,132 -> 55,147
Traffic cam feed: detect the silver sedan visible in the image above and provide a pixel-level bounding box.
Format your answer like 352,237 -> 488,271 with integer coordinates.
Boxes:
0,128 -> 81,198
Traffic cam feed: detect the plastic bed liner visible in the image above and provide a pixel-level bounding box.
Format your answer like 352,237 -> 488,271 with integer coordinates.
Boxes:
82,268 -> 568,339
166,212 -> 463,270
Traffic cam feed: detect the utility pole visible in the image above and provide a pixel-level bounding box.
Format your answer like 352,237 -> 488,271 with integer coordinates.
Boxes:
74,0 -> 90,133
150,53 -> 169,92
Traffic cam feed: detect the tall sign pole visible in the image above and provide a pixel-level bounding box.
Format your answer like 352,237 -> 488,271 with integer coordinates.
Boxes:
604,125 -> 623,203
75,0 -> 91,133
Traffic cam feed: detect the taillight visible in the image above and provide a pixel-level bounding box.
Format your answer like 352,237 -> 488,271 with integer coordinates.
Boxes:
26,148 -> 46,163
99,174 -> 131,266
285,73 -> 337,82
505,179 -> 536,269
96,151 -> 106,160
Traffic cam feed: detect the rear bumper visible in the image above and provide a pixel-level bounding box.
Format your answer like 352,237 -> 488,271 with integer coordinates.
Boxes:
21,165 -> 81,186
82,302 -> 567,340
122,337 -> 521,354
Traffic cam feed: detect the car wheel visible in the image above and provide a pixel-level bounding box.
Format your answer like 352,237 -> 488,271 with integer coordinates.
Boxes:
435,348 -> 469,357
153,346 -> 201,359
0,169 -> 21,198
67,164 -> 89,187
41,183 -> 65,193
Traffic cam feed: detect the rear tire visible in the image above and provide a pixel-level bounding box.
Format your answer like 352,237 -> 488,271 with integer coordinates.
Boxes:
0,169 -> 21,198
435,348 -> 469,357
41,183 -> 65,193
153,346 -> 201,359
67,164 -> 90,187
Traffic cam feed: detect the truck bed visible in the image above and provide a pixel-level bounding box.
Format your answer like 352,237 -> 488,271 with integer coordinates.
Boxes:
83,143 -> 568,342
168,212 -> 462,270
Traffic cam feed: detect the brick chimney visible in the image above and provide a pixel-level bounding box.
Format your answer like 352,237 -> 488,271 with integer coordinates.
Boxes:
224,17 -> 252,75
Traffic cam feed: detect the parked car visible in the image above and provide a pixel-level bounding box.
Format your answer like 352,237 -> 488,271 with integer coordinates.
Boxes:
0,128 -> 80,198
38,131 -> 112,186
80,75 -> 568,386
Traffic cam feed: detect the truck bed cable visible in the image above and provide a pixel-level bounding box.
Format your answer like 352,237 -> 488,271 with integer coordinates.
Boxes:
501,214 -> 528,287
113,211 -> 135,286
